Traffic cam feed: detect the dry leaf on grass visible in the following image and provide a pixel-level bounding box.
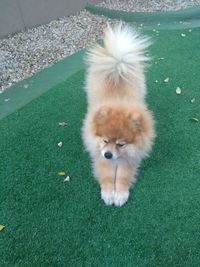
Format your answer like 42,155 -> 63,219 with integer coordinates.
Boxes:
191,98 -> 195,103
58,171 -> 66,176
176,87 -> 182,94
0,225 -> 5,232
58,142 -> 63,147
58,122 -> 67,127
64,176 -> 70,182
164,77 -> 169,83
190,118 -> 199,123
181,33 -> 186,37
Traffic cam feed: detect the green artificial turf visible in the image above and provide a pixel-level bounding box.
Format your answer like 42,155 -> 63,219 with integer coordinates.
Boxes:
1,9 -> 200,267
0,50 -> 85,120
86,4 -> 200,29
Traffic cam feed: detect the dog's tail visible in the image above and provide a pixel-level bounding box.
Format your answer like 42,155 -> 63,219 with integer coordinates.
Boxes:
86,23 -> 151,85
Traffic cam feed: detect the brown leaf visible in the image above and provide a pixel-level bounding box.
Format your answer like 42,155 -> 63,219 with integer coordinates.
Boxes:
58,171 -> 66,176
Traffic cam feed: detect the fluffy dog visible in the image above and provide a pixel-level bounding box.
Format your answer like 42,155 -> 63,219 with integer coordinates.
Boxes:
82,24 -> 155,207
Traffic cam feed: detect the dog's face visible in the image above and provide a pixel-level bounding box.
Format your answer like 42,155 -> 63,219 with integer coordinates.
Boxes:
92,105 -> 153,160
98,138 -> 136,160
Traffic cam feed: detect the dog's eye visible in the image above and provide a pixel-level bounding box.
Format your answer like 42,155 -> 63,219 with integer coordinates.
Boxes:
103,139 -> 108,144
116,143 -> 125,148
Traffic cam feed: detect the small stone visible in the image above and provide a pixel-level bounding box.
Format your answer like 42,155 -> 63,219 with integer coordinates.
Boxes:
181,33 -> 186,37
164,77 -> 169,83
191,98 -> 195,103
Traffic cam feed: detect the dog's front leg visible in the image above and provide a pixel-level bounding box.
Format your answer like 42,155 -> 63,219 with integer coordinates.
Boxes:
95,160 -> 116,205
114,162 -> 136,207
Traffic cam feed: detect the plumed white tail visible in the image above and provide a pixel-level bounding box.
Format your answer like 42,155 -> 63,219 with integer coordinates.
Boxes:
86,23 -> 151,84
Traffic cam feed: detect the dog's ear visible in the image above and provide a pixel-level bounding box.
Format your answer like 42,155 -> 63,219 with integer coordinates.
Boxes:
92,106 -> 111,136
95,106 -> 111,122
129,111 -> 143,129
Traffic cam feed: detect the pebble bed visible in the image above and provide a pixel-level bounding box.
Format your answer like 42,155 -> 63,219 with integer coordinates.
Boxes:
98,0 -> 200,12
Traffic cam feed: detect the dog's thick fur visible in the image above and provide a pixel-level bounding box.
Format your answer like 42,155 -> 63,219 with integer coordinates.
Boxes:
82,24 -> 155,207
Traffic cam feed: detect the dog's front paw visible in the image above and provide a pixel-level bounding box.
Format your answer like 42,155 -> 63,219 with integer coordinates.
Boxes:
101,190 -> 114,205
114,191 -> 129,207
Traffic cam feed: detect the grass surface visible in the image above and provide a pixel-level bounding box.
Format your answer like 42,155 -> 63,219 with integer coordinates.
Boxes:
1,22 -> 200,267
86,4 -> 200,29
0,50 -> 85,120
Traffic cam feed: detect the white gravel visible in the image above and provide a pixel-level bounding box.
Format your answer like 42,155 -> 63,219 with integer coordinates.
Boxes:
98,0 -> 200,12
0,10 -> 115,92
0,0 -> 199,92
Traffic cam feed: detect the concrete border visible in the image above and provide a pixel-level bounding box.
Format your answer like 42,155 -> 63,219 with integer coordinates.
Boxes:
0,49 -> 85,120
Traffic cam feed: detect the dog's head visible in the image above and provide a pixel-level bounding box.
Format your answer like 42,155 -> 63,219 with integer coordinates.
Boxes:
92,105 -> 154,160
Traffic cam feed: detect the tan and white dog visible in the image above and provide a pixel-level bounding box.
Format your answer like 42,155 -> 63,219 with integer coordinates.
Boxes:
82,24 -> 155,207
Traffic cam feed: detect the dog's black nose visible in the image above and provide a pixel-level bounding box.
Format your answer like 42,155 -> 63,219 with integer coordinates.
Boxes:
104,151 -> 113,159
